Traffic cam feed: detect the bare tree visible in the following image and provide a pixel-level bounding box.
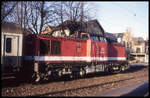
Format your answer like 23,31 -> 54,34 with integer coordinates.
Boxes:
1,1 -> 17,22
51,2 -> 92,25
52,2 -> 66,33
63,2 -> 91,22
2,1 -> 95,34
27,1 -> 56,34
13,1 -> 55,34
15,1 -> 27,29
51,2 -> 93,35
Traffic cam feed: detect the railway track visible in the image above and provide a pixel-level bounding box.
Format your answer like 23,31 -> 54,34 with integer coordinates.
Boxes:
31,73 -> 147,96
2,64 -> 148,96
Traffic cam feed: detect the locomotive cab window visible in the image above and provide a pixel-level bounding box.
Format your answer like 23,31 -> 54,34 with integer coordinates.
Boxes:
6,38 -> 12,53
91,36 -> 99,41
51,40 -> 61,55
40,40 -> 50,55
99,36 -> 107,42
81,34 -> 89,40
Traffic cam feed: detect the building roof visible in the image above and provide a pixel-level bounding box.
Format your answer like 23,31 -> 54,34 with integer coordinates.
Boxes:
1,21 -> 23,34
55,19 -> 105,35
1,21 -> 32,35
84,19 -> 105,34
115,33 -> 124,38
105,32 -> 117,40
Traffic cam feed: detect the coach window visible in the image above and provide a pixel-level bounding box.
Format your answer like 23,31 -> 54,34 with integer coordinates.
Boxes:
6,38 -> 12,53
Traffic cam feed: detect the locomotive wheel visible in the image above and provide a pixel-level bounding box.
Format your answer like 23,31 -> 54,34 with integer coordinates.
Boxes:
32,73 -> 41,83
112,67 -> 121,74
121,66 -> 125,71
71,70 -> 86,78
107,66 -> 121,74
58,70 -> 62,77
79,69 -> 86,77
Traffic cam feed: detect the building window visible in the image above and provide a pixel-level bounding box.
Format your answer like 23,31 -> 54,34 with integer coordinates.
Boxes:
6,38 -> 12,53
136,48 -> 141,53
127,42 -> 129,48
123,41 -> 125,46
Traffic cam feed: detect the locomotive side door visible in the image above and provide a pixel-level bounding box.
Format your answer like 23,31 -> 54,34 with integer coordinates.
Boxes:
2,34 -> 20,72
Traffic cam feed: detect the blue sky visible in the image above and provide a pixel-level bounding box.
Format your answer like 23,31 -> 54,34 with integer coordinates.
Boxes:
88,1 -> 149,40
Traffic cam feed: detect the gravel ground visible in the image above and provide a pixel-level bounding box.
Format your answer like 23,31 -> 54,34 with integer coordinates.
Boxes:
2,63 -> 149,97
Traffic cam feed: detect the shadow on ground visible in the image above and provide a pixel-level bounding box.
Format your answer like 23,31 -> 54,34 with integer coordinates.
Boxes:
120,64 -> 148,74
121,82 -> 149,97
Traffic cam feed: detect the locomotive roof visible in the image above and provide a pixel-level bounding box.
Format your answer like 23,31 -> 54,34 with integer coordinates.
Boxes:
89,33 -> 105,37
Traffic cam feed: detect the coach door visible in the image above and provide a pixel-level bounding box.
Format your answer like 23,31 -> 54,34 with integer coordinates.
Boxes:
3,35 -> 19,70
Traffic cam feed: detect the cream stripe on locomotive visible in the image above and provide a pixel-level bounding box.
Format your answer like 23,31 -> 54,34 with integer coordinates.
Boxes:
25,56 -> 126,62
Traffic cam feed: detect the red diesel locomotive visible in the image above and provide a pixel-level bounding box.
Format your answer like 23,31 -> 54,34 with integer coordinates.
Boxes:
22,32 -> 129,82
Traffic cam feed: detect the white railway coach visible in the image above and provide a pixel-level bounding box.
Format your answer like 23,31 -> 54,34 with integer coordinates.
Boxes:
1,22 -> 23,74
